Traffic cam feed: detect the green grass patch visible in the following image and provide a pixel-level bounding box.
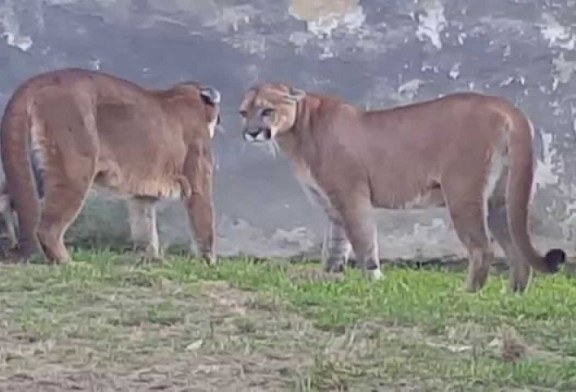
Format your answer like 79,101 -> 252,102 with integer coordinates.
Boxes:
0,250 -> 575,390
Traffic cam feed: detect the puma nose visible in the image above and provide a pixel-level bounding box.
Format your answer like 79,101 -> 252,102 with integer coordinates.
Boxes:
245,129 -> 260,137
243,127 -> 271,141
243,129 -> 259,141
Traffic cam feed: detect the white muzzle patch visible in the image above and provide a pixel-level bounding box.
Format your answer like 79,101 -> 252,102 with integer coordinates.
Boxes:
243,129 -> 272,143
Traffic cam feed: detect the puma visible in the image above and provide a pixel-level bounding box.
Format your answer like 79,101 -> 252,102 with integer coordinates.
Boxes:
0,68 -> 220,265
238,82 -> 565,293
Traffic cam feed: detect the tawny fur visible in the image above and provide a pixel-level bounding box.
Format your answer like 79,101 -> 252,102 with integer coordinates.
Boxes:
0,68 -> 220,265
239,82 -> 566,294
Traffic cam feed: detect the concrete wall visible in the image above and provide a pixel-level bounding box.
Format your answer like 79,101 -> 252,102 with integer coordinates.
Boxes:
0,0 -> 575,261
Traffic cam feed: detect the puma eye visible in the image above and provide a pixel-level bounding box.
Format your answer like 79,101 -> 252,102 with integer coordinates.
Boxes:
261,108 -> 275,117
238,110 -> 248,118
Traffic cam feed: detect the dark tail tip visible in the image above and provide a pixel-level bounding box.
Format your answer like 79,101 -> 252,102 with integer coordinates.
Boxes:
544,248 -> 566,272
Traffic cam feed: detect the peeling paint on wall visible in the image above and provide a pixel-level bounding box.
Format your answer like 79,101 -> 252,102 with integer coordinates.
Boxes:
448,63 -> 461,80
289,0 -> 365,38
0,2 -> 32,51
534,132 -> 562,191
225,33 -> 268,58
539,13 -> 575,50
395,79 -> 426,103
552,53 -> 576,91
203,5 -> 255,33
415,0 -> 447,49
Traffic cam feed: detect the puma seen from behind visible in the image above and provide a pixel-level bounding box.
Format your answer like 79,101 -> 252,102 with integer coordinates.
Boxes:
0,68 -> 220,265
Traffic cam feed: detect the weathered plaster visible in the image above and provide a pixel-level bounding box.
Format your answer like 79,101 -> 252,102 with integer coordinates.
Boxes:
289,0 -> 365,37
0,0 -> 576,261
540,13 -> 575,51
0,1 -> 32,51
415,0 -> 447,49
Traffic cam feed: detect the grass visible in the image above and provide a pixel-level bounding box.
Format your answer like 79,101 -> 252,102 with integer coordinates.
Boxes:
0,250 -> 576,391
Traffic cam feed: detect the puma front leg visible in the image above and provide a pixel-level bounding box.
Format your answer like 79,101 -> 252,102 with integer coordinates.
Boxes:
183,142 -> 216,266
303,184 -> 352,273
333,193 -> 382,281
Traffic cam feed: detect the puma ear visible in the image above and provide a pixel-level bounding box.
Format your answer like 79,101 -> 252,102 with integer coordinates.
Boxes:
200,86 -> 221,106
285,87 -> 306,102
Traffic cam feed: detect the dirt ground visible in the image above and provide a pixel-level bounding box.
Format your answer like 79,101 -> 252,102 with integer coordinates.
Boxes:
0,279 -> 337,391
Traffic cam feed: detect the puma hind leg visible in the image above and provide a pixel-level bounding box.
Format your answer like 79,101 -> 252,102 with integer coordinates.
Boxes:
322,217 -> 352,273
486,166 -> 531,293
302,183 -> 352,274
445,194 -> 493,292
34,97 -> 98,264
2,207 -> 17,250
36,154 -> 96,263
442,168 -> 496,293
0,189 -> 17,250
